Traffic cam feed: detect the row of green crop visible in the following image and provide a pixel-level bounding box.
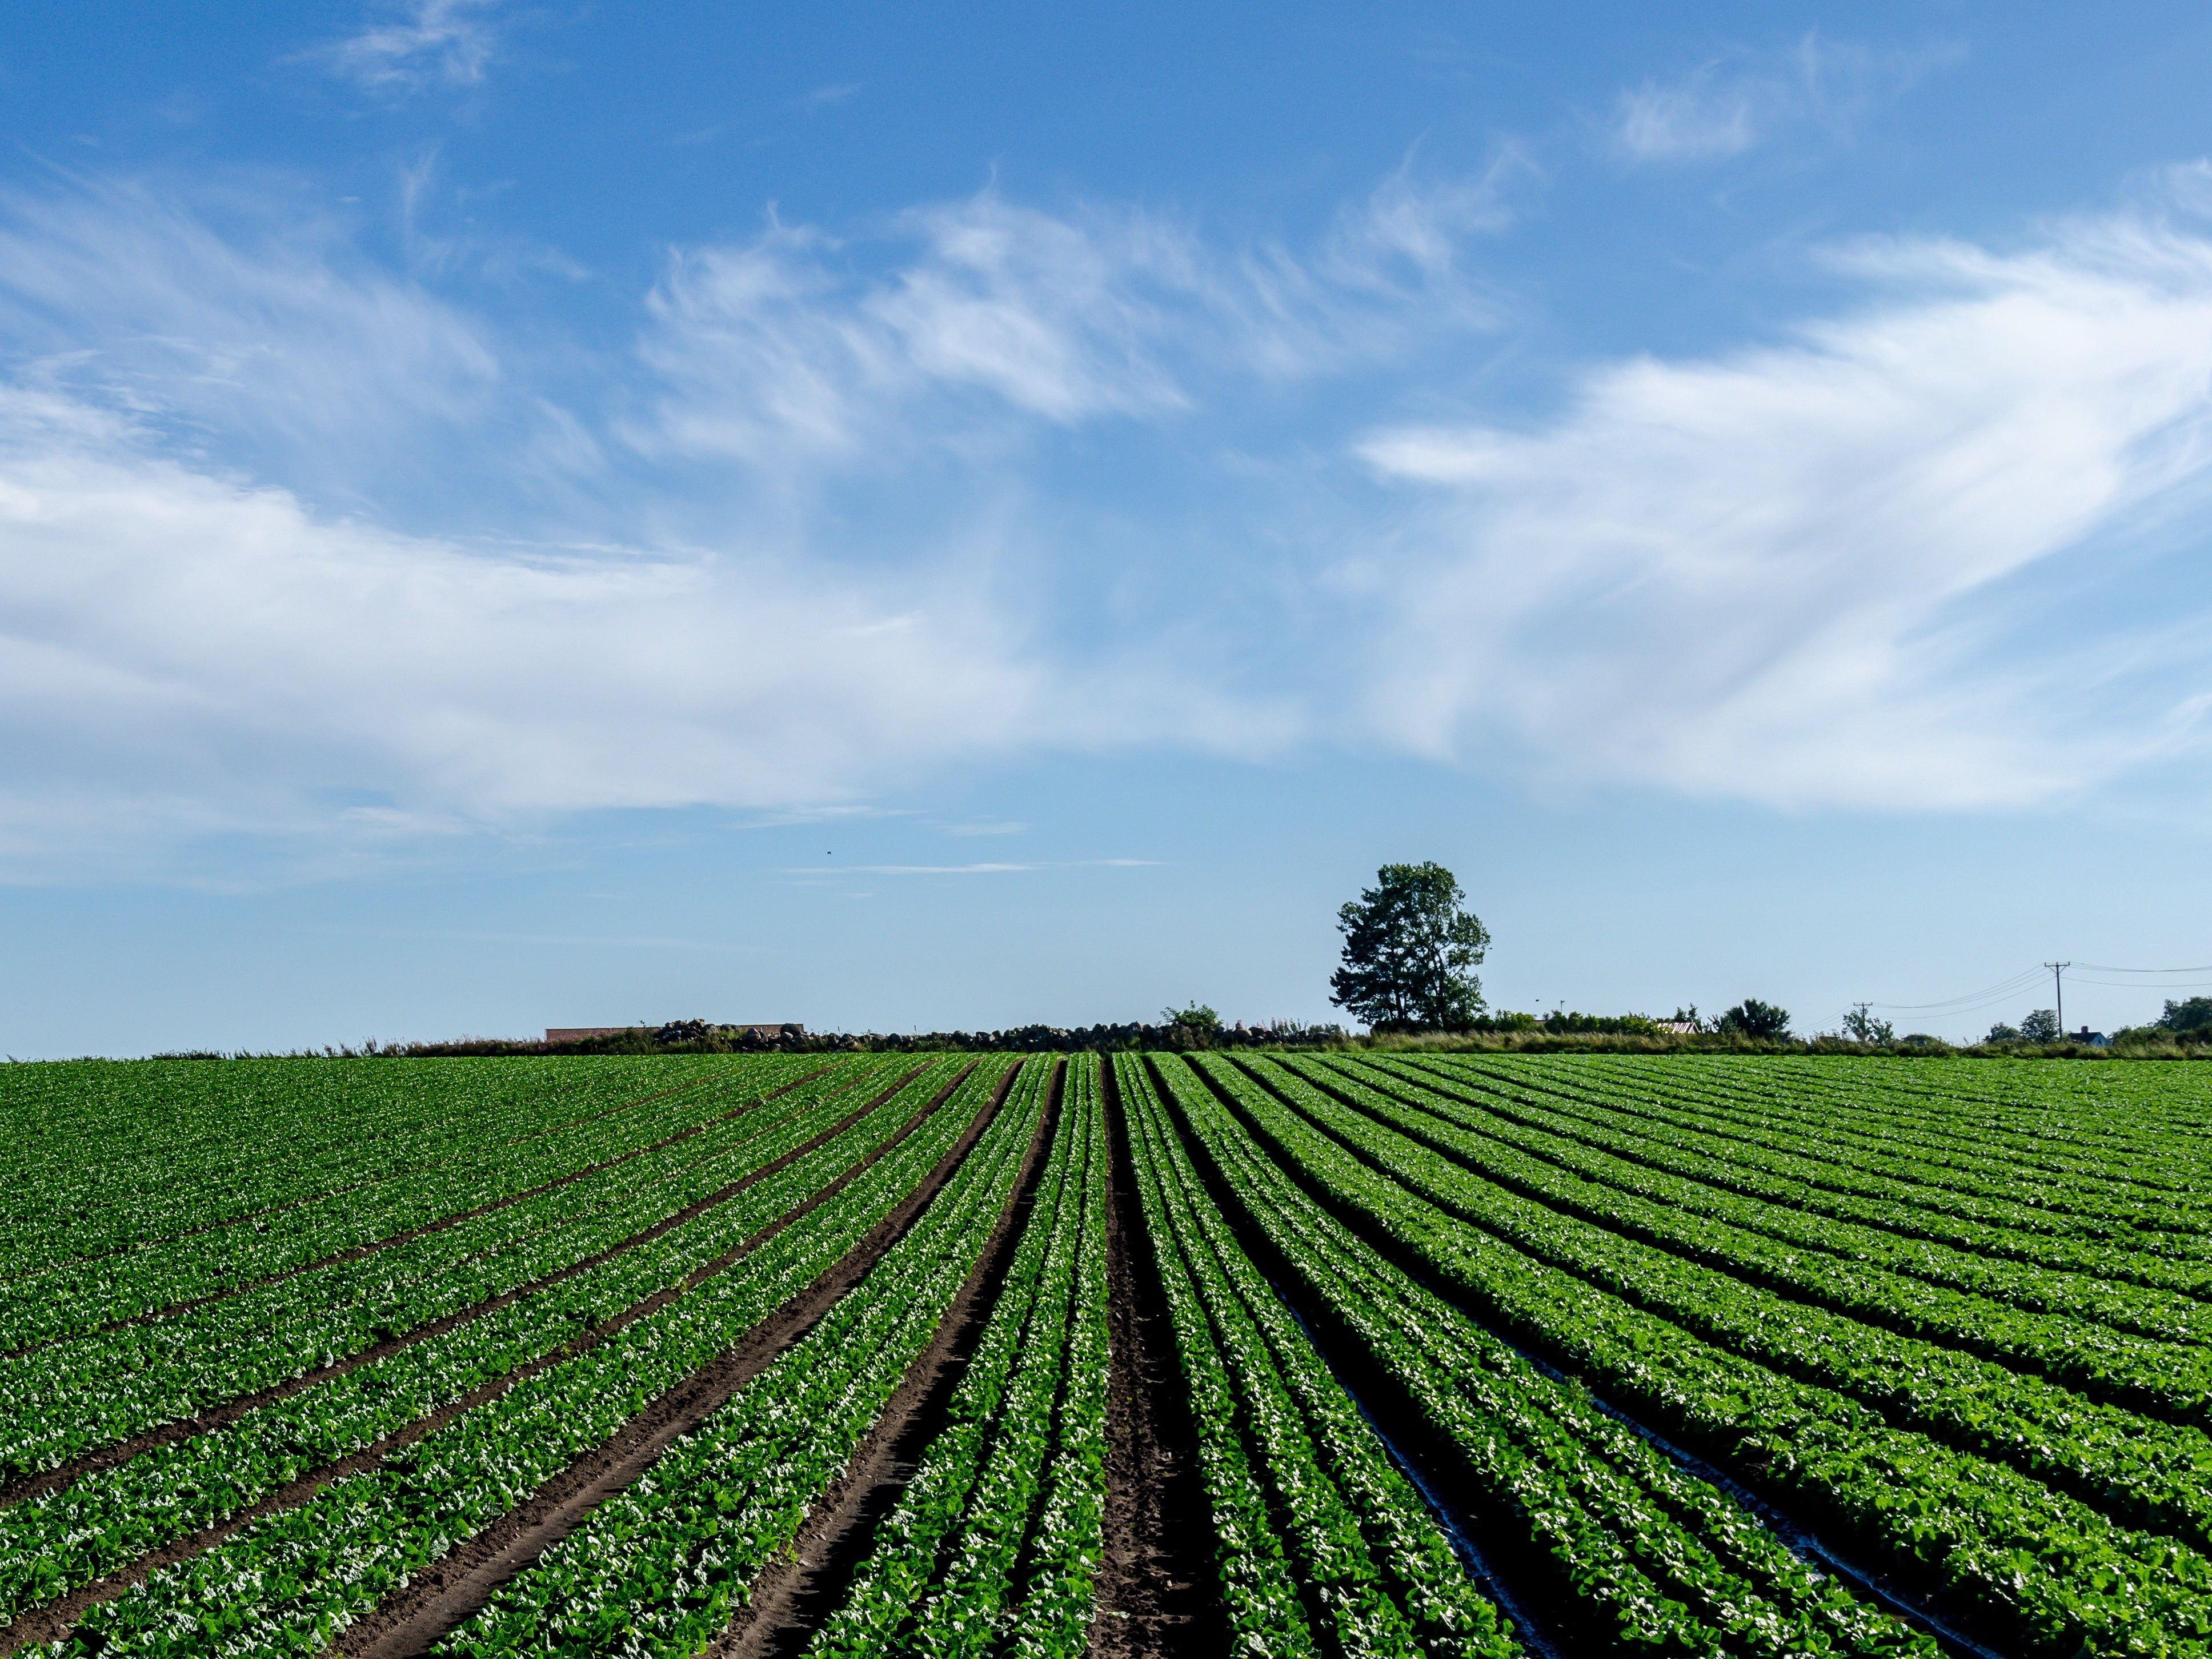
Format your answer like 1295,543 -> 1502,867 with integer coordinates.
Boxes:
1287,1060 -> 2212,1445
1329,1056 -> 2212,1343
1122,1054 -> 1524,1659
27,1060 -> 1016,1659
1267,1058 -> 2212,1548
802,1053 -> 1108,1659
1595,1053 -> 2212,1175
1437,1057 -> 2211,1241
0,1056 -> 833,1352
0,1060 -> 979,1632
1386,1056 -> 2212,1295
1148,1056 -> 1935,1659
0,1059 -> 911,1488
1583,1058 -> 2207,1216
1600,1056 -> 2201,1185
0,1059 -> 864,1359
1187,1057 -> 2212,1657
0,1056 -> 775,1332
426,1057 -> 1063,1659
0,1059 -> 616,1263
1482,1053 -> 2212,1240
0,1056 -> 745,1280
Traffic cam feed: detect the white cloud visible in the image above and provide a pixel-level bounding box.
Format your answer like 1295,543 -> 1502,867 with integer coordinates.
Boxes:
1356,219 -> 2212,807
1616,73 -> 1760,161
633,201 -> 1196,466
635,178 -> 1501,466
0,385 -> 1069,876
0,177 -> 502,491
316,0 -> 502,94
11,161 -> 2212,877
1613,35 -> 1953,165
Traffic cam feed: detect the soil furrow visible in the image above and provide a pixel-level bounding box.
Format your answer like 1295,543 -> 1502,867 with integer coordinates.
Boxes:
334,1060 -> 1019,1659
706,1060 -> 1061,1659
0,1063 -> 913,1512
1087,1056 -> 1223,1659
0,1063 -> 979,1659
1171,1055 -> 2007,1659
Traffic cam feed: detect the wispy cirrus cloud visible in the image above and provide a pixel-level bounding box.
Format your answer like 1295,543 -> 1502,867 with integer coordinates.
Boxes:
1355,214 -> 2212,807
9,157 -> 2212,881
632,173 -> 1506,467
1612,34 -> 1956,164
312,0 -> 503,95
0,174 -> 503,499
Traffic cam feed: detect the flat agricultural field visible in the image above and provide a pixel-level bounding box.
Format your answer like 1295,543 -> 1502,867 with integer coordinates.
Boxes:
0,1051 -> 2206,1658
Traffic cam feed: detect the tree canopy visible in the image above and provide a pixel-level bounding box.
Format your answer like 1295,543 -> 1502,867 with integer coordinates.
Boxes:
1717,999 -> 1790,1040
2158,996 -> 2212,1034
1329,862 -> 1489,1031
1162,1001 -> 1220,1031
1841,1003 -> 1894,1044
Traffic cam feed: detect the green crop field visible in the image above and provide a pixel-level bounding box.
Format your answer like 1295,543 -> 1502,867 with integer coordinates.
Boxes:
0,1051 -> 2205,1658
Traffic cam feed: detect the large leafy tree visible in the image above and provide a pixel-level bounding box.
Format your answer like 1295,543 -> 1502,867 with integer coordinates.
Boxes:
1329,862 -> 1489,1031
2158,996 -> 2212,1033
1717,999 -> 1791,1040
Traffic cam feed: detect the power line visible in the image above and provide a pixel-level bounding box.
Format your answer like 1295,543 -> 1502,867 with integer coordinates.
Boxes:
2070,973 -> 2212,989
1870,959 -> 2210,1027
1869,967 -> 2046,1012
2072,961 -> 2212,975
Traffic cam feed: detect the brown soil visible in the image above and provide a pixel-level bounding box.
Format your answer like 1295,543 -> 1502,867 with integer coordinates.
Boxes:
1189,1053 -> 1995,1659
332,1060 -> 1019,1659
708,1061 -> 1063,1659
1087,1056 -> 1224,1659
0,1062 -> 911,1512
0,1061 -> 977,1659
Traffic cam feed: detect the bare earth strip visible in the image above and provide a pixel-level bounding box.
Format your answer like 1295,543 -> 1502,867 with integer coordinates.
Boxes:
705,1060 -> 1063,1659
0,1062 -> 905,1513
1087,1052 -> 1222,1658
333,1059 -> 1021,1659
0,1061 -> 972,1659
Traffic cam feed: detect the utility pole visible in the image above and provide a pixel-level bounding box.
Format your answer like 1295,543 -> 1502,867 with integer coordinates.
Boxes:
2044,961 -> 2070,1035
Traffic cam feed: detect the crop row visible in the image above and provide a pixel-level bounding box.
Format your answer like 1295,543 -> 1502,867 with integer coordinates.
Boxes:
1573,1059 -> 2206,1217
1578,1056 -> 2149,1169
800,1054 -> 1107,1659
0,1059 -> 916,1486
1598,1057 -> 2198,1184
1,1059 -> 613,1269
426,1057 -> 1062,1659
1428,1057 -> 2211,1244
1184,1056 -> 2212,1657
0,1056 -> 817,1347
1380,1056 -> 2212,1296
26,1059 -> 1017,1658
1,1056 -> 745,1281
1145,1056 -> 1939,1659
1323,1056 -> 2212,1344
0,1060 -> 978,1632
1242,1057 -> 2212,1550
1599,1053 -> 2211,1173
1289,1059 -> 2212,1430
1122,1053 -> 1525,1659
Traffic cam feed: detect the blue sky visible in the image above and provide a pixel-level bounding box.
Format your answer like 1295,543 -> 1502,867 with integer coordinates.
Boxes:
6,2 -> 2212,1054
